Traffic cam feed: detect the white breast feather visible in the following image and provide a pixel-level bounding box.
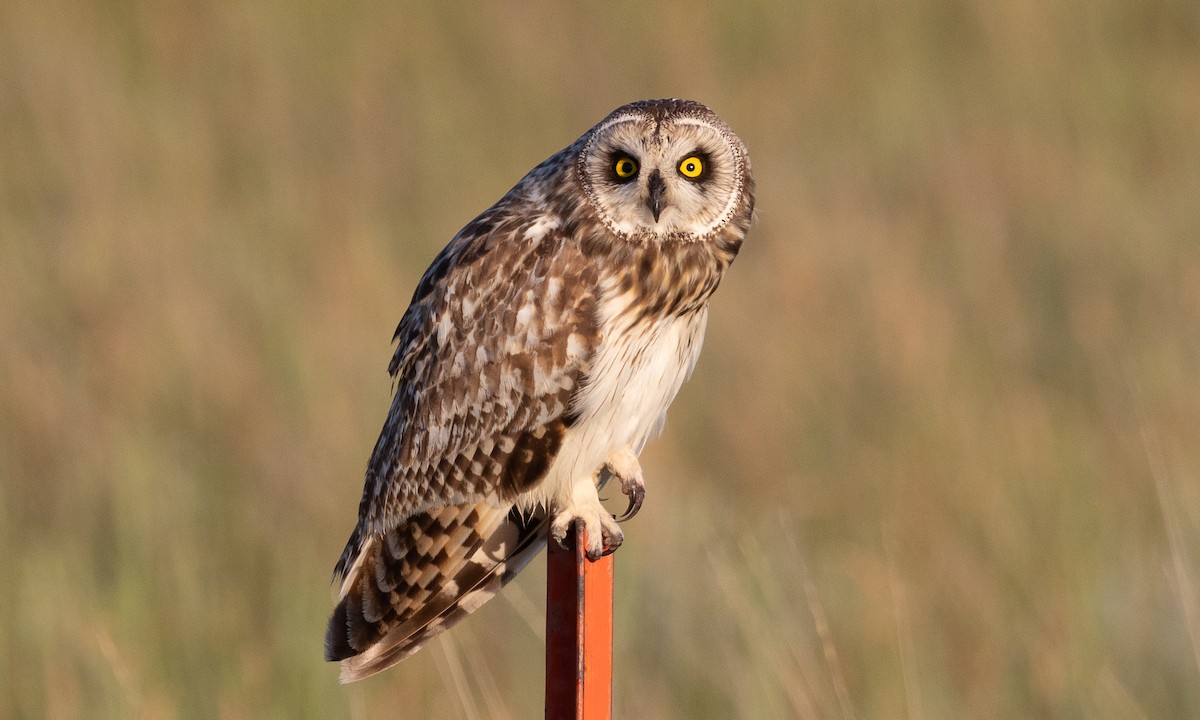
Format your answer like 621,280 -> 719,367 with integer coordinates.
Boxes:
528,277 -> 708,508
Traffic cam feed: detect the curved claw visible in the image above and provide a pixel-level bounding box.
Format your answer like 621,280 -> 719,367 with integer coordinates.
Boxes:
602,448 -> 646,524
552,503 -> 624,561
549,521 -> 570,550
616,486 -> 643,522
597,540 -> 621,559
616,475 -> 645,522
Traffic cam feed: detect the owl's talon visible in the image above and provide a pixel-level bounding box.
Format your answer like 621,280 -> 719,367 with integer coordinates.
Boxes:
549,522 -> 570,550
603,448 -> 646,523
594,520 -> 625,559
617,475 -> 645,522
551,493 -> 624,561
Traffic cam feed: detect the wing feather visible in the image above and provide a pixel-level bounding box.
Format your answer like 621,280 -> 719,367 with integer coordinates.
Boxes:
326,194 -> 599,677
329,503 -> 548,682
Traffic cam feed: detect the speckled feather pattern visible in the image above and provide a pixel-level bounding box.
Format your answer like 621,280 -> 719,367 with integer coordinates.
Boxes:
326,99 -> 754,682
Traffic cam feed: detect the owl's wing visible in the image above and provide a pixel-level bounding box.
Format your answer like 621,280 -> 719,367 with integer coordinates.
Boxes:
325,204 -> 600,681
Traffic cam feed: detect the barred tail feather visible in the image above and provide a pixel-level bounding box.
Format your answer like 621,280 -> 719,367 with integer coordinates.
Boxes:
325,502 -> 547,682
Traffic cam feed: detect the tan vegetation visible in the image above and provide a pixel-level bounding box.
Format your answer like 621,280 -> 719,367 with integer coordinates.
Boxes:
2,0 -> 1198,717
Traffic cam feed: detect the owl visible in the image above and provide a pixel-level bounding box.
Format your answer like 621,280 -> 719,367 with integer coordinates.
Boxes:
325,98 -> 755,682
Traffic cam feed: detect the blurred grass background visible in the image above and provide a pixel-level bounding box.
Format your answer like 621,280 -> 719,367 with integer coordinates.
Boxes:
2,0 -> 1199,717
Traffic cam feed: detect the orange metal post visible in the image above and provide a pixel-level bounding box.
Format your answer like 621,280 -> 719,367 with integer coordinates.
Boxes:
545,522 -> 614,720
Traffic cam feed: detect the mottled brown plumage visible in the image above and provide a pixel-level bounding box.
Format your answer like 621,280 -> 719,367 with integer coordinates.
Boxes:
326,99 -> 754,682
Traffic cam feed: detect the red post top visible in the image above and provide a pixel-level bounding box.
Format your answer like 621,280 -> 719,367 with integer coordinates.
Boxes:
545,523 -> 614,720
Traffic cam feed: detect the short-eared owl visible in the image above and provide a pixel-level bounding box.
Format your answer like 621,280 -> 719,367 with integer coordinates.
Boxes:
325,99 -> 755,682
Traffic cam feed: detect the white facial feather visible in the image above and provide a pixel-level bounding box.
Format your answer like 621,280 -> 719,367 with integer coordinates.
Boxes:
578,110 -> 748,239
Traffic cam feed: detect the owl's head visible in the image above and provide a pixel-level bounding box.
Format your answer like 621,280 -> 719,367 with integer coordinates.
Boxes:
576,99 -> 753,241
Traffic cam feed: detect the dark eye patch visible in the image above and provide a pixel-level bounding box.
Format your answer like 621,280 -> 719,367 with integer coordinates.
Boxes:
608,150 -> 640,183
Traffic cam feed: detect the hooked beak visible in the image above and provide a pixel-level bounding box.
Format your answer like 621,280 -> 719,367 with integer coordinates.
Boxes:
646,170 -> 666,222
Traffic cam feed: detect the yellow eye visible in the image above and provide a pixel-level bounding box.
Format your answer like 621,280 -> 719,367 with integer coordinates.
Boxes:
678,156 -> 704,178
613,156 -> 639,180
